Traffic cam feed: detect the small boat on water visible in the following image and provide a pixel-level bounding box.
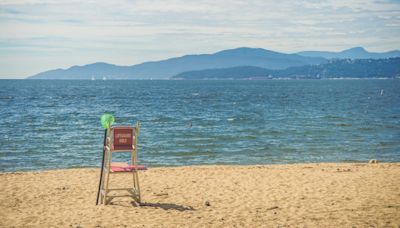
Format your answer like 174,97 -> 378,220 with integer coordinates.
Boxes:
91,76 -> 95,81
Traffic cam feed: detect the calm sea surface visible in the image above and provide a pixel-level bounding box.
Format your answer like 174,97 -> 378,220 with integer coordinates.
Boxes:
0,79 -> 399,172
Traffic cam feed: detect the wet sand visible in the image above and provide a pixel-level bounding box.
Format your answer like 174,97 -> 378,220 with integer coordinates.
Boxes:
1,163 -> 400,227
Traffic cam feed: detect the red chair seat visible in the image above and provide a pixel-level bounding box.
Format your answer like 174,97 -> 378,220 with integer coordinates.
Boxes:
110,165 -> 147,172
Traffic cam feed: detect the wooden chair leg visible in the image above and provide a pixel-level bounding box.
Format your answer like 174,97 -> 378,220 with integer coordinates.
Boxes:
100,170 -> 105,204
132,171 -> 136,189
103,152 -> 112,205
134,171 -> 141,203
99,152 -> 108,205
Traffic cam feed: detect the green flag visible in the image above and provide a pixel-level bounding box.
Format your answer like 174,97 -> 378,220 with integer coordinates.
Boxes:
100,114 -> 115,129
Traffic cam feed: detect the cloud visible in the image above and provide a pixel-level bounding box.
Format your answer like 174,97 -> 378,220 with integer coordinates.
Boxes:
0,0 -> 399,78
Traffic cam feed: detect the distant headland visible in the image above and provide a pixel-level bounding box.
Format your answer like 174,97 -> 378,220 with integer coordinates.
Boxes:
27,47 -> 400,80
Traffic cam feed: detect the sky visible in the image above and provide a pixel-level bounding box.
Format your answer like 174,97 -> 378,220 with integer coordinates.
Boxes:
0,0 -> 400,79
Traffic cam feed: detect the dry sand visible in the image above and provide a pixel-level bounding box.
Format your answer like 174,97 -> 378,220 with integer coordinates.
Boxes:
1,163 -> 400,227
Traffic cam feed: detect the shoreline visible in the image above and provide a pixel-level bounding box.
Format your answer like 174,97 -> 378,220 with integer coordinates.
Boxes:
1,162 -> 400,227
2,161 -> 398,174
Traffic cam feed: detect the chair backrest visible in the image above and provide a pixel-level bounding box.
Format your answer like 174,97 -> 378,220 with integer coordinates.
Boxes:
111,126 -> 136,151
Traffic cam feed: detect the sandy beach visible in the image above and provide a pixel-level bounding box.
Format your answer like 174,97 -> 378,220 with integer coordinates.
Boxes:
1,163 -> 400,227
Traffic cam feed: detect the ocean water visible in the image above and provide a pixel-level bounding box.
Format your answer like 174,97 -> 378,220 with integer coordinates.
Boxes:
0,79 -> 399,172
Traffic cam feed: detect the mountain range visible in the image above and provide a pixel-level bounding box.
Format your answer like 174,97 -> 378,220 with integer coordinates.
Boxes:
297,47 -> 400,59
173,58 -> 400,80
27,47 -> 400,80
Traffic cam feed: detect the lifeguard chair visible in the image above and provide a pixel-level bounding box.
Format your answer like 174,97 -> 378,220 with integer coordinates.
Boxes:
99,122 -> 146,205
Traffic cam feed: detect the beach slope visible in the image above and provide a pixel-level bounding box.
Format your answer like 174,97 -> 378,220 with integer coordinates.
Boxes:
1,163 -> 400,227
